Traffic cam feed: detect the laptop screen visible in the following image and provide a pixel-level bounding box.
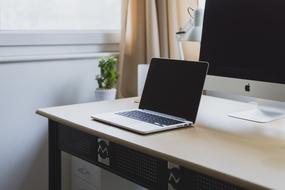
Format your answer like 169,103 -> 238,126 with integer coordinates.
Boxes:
139,58 -> 208,122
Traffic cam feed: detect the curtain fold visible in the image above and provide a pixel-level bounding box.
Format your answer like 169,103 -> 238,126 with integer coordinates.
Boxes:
118,0 -> 179,98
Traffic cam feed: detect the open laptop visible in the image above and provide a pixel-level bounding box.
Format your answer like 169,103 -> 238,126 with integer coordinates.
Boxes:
91,58 -> 208,134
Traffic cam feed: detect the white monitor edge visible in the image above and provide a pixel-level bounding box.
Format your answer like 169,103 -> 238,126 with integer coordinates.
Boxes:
204,75 -> 285,122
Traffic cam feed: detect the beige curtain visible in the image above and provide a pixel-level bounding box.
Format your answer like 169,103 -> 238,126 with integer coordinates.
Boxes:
118,0 -> 179,98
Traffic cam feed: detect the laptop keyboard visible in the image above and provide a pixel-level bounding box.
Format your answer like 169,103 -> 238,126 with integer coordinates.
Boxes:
116,110 -> 184,127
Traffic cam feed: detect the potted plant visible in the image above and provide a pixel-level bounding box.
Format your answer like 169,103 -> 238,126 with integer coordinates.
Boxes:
95,56 -> 119,101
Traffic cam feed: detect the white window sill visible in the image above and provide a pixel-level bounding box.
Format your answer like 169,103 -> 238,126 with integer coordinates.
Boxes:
0,31 -> 120,62
0,52 -> 119,63
0,30 -> 120,46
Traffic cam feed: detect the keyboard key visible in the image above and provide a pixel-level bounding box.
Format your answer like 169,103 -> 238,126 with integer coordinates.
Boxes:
116,110 -> 183,127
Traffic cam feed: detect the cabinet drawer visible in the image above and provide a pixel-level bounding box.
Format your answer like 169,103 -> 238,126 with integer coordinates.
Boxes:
71,176 -> 97,190
71,156 -> 101,188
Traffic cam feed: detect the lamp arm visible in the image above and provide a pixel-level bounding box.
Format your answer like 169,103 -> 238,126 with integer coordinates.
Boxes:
176,34 -> 185,60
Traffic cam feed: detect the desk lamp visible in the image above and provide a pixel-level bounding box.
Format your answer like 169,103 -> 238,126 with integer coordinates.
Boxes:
176,7 -> 204,60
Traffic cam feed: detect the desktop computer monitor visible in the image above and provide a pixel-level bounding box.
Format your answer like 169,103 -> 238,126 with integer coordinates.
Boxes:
199,0 -> 285,122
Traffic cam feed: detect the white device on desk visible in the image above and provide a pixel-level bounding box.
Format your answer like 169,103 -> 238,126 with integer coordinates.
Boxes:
91,58 -> 208,134
200,0 -> 285,122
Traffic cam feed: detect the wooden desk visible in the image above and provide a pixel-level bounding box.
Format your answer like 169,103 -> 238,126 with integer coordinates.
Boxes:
37,95 -> 285,190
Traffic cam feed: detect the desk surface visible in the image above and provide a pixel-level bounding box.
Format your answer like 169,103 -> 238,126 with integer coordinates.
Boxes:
37,95 -> 285,190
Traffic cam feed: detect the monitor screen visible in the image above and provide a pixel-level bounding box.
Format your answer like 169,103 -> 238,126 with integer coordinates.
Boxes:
200,0 -> 285,84
139,58 -> 208,122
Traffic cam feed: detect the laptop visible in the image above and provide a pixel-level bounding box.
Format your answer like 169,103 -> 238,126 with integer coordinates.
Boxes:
91,58 -> 208,134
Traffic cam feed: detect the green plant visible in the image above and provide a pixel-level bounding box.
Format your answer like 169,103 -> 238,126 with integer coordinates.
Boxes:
96,56 -> 119,89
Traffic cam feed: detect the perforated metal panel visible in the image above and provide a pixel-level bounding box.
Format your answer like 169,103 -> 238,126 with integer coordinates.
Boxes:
113,144 -> 167,189
195,173 -> 244,190
167,166 -> 245,190
58,125 -> 97,162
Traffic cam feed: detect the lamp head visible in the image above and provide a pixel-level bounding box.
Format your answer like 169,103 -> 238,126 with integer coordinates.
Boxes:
185,8 -> 204,42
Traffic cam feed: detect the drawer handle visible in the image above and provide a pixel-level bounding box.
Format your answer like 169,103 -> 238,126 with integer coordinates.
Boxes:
77,168 -> 90,176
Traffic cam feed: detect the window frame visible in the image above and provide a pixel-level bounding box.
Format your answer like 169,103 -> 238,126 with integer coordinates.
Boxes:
0,30 -> 120,46
0,30 -> 120,63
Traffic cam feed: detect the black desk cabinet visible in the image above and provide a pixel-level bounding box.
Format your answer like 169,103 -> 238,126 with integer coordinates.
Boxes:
49,120 -> 245,190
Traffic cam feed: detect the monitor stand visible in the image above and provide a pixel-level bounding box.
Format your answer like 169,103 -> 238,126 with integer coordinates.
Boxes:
228,99 -> 285,123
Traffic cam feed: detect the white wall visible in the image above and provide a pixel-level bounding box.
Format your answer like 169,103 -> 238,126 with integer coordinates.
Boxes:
0,58 -> 100,190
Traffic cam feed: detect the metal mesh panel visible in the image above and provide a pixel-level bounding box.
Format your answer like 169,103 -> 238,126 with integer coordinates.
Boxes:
113,144 -> 165,188
195,173 -> 244,190
58,125 -> 97,161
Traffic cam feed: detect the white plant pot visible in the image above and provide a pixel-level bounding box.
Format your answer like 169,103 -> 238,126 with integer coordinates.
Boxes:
95,88 -> 117,101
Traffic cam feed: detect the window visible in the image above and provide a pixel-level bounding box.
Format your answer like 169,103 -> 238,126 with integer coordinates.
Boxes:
0,0 -> 121,30
0,0 -> 121,47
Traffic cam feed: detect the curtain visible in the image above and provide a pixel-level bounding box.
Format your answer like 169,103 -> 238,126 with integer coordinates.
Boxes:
118,0 -> 179,98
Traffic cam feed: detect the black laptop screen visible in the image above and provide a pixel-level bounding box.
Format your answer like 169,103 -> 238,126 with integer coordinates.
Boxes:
139,58 -> 208,122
